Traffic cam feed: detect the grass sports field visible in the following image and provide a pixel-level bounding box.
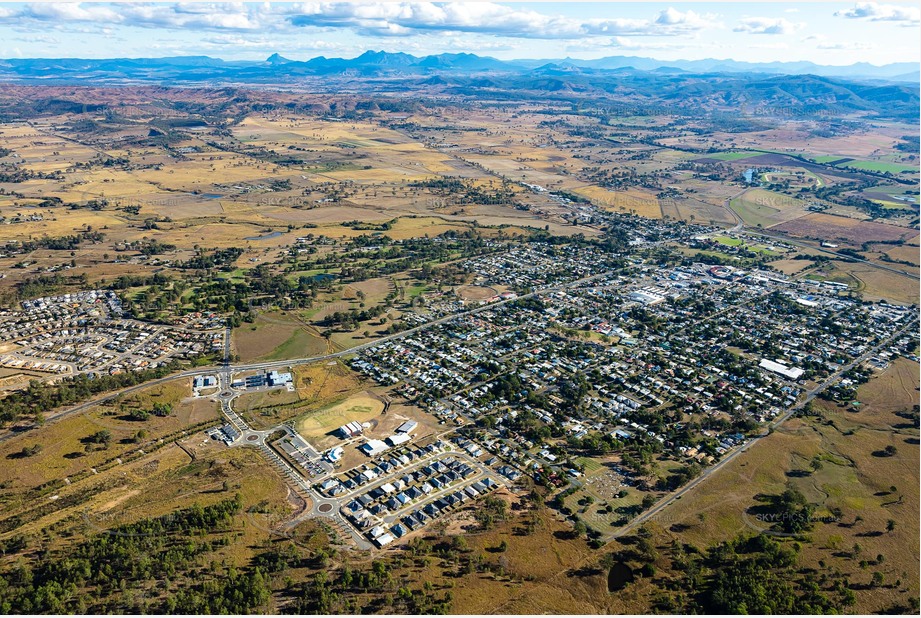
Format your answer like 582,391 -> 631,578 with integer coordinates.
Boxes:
729,188 -> 807,229
295,391 -> 384,438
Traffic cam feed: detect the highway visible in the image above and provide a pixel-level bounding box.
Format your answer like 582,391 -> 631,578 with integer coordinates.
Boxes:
2,235 -> 914,554
715,187 -> 918,281
0,268 -> 613,443
611,317 -> 918,540
488,317 -> 918,615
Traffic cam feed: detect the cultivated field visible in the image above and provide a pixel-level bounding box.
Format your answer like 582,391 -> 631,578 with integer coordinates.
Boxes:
771,213 -> 917,245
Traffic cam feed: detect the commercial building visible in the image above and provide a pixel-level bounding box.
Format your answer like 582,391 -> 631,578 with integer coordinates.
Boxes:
359,439 -> 390,457
338,421 -> 364,439
395,420 -> 418,434
759,358 -> 804,380
267,370 -> 293,386
386,433 -> 412,448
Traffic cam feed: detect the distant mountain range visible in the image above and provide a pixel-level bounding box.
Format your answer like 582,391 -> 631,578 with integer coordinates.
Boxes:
0,51 -> 916,83
522,56 -> 920,82
0,51 -> 916,121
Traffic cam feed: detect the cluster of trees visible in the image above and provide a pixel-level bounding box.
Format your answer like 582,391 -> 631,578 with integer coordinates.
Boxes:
106,272 -> 171,291
614,532 -> 853,613
0,164 -> 62,183
120,239 -> 176,256
0,497 -> 247,614
321,304 -> 387,330
165,567 -> 271,614
5,230 -> 105,254
124,402 -> 171,421
567,431 -> 624,456
0,361 -> 181,426
8,444 -> 42,459
83,429 -> 113,449
178,247 -> 244,270
11,273 -> 87,303
657,462 -> 702,491
342,219 -> 393,231
409,177 -> 516,205
701,535 -> 843,613
473,496 -> 508,530
285,558 -> 452,614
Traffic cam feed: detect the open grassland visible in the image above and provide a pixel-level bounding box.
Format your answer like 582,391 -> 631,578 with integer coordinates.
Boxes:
343,277 -> 392,303
883,245 -> 921,266
703,151 -> 762,161
713,235 -> 743,246
456,284 -> 498,301
234,311 -> 330,363
572,185 -> 662,219
234,116 -> 460,178
827,260 -> 919,305
0,433 -> 299,611
375,493 -> 605,614
650,358 -> 919,614
0,380 -> 218,489
768,258 -> 817,275
837,160 -> 919,174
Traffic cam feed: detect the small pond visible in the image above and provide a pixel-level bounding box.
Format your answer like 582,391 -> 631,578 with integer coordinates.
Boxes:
243,231 -> 283,240
607,562 -> 635,593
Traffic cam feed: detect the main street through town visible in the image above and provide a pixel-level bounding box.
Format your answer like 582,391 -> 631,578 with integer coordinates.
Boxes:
0,267 -> 613,443
1,247 -> 914,553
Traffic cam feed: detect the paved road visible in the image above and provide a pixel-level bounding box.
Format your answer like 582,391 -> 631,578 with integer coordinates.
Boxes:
488,318 -> 919,614
0,269 -> 612,443
722,188 -> 747,233
745,227 -> 919,281
611,318 -> 918,540
712,187 -> 917,282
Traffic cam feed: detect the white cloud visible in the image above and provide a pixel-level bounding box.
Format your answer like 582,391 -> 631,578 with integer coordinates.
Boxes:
652,7 -> 714,32
816,41 -> 875,50
799,33 -> 876,51
565,34 -> 711,54
292,4 -> 720,38
0,3 -> 720,40
440,36 -> 514,52
20,3 -> 123,24
14,34 -> 60,45
6,2 -> 270,31
200,34 -> 348,52
835,2 -> 920,24
733,17 -> 802,35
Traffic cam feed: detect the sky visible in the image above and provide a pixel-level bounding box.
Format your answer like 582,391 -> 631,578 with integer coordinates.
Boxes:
0,1 -> 918,66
